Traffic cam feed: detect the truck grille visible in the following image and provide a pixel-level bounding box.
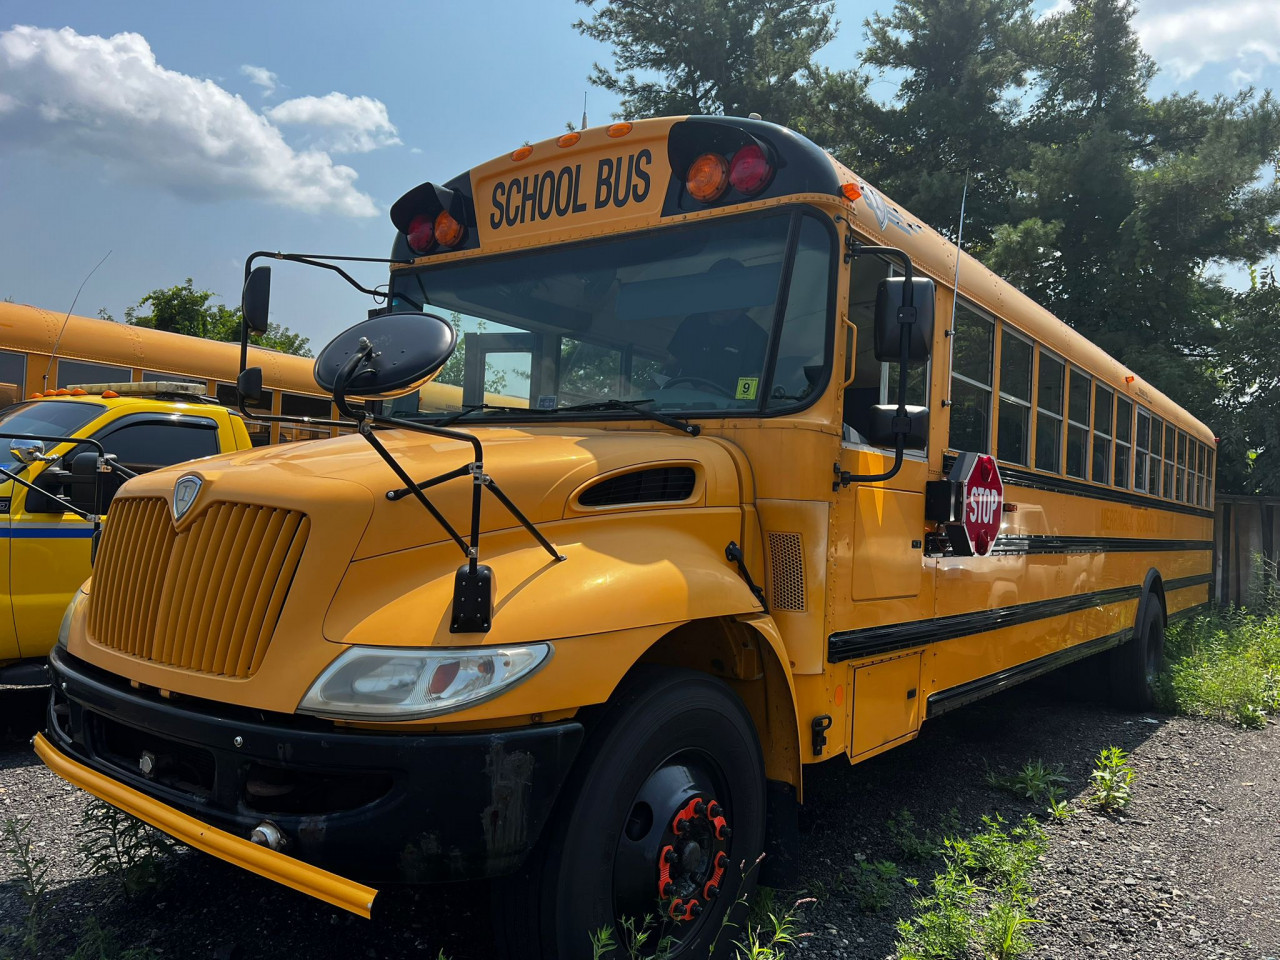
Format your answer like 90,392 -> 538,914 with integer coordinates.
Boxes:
89,497 -> 310,678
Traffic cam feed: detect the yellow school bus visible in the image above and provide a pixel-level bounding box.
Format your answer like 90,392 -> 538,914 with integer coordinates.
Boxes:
37,116 -> 1214,958
0,301 -> 336,444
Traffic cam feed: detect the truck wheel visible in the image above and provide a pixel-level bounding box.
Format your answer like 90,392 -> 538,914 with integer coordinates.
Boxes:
493,668 -> 766,960
1109,600 -> 1165,710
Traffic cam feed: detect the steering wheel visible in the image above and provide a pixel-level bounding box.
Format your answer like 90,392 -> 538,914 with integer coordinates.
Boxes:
659,375 -> 735,398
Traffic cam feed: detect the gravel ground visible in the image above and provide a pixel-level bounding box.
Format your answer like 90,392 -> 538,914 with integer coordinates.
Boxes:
1,681 -> 1277,959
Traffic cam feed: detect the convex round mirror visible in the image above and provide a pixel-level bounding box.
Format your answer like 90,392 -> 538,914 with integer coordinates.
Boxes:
314,311 -> 457,398
9,438 -> 49,465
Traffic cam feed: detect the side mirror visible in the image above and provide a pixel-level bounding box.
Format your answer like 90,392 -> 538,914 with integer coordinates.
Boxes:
314,311 -> 458,398
237,366 -> 263,404
67,452 -> 102,514
241,267 -> 271,335
868,404 -> 929,450
9,439 -> 49,465
874,277 -> 935,362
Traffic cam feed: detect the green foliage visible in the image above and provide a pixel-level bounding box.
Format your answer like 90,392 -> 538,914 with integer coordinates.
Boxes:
985,759 -> 1070,804
1087,747 -> 1136,812
894,815 -> 1045,960
1163,603 -> 1280,727
65,919 -> 161,960
1,818 -> 52,957
574,0 -> 853,130
77,800 -> 176,896
887,807 -> 959,861
850,858 -> 902,913
106,278 -> 311,357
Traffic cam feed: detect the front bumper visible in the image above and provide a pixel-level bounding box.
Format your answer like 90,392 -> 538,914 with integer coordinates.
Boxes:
43,646 -> 584,900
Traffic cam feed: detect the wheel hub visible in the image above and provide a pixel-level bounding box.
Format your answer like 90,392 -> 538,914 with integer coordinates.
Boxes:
656,794 -> 730,922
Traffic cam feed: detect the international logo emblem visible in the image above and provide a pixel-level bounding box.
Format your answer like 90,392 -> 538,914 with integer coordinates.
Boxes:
172,475 -> 203,521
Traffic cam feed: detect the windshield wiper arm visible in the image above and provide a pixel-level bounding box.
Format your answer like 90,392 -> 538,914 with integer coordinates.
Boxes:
433,404 -> 535,428
555,399 -> 700,436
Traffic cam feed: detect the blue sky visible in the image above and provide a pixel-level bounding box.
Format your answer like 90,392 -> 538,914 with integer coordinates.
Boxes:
1,0 -> 1277,353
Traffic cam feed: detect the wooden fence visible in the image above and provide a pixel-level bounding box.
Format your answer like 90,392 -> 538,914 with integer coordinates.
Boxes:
1214,495 -> 1280,608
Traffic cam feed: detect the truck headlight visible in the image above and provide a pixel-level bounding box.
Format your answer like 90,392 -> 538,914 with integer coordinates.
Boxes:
58,586 -> 90,650
297,644 -> 552,720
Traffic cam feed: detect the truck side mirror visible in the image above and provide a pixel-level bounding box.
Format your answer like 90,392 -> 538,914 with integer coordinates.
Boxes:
241,267 -> 271,335
868,404 -> 929,450
68,451 -> 108,514
874,277 -> 935,362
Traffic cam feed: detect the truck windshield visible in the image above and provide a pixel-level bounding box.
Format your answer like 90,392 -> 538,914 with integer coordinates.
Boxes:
0,401 -> 105,467
387,209 -> 833,420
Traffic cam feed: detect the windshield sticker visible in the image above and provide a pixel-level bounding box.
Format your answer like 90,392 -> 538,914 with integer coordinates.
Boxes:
735,378 -> 759,401
489,150 -> 653,230
535,395 -> 558,410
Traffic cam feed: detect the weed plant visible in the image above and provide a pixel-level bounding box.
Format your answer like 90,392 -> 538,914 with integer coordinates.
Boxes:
1088,747 -> 1135,812
1,818 -> 52,958
985,760 -> 1070,805
77,800 -> 176,896
1163,604 -> 1280,728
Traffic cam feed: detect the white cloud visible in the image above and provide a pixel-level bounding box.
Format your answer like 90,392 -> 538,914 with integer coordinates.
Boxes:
1135,1 -> 1280,81
0,26 -> 379,217
240,64 -> 278,96
267,93 -> 401,153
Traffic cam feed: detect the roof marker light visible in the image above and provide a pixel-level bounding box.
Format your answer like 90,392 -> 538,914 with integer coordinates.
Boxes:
842,182 -> 863,202
511,146 -> 534,162
101,390 -> 119,398
69,388 -> 88,396
557,133 -> 581,148
607,122 -> 633,138
729,143 -> 773,195
686,153 -> 730,203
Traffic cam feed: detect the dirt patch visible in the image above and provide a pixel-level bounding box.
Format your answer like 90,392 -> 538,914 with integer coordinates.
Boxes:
2,683 -> 1277,959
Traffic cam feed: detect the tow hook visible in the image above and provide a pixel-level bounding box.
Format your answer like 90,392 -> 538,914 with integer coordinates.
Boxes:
249,821 -> 286,851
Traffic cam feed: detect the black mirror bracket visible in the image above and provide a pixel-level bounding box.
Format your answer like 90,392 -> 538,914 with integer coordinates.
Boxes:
327,339 -> 565,635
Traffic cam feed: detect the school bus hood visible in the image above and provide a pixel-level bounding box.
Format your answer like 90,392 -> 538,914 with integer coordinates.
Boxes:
141,425 -> 744,561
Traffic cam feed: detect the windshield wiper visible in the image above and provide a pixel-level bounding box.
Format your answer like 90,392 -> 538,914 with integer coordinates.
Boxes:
433,399 -> 699,436
554,399 -> 700,436
433,404 -> 534,428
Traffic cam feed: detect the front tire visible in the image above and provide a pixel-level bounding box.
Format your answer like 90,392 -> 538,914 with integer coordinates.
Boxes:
493,668 -> 766,960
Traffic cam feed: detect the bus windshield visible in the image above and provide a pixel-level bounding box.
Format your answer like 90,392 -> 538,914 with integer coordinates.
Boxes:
387,209 -> 833,420
0,400 -> 105,467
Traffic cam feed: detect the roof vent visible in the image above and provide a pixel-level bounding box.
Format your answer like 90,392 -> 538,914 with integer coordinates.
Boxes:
578,467 -> 696,507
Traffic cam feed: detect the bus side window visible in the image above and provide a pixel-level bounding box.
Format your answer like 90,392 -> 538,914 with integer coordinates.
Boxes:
843,256 -> 893,443
948,303 -> 994,453
0,347 -> 26,407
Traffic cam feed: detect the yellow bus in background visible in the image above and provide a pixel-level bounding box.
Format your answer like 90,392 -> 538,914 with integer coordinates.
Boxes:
38,116 -> 1214,959
0,301 -> 335,444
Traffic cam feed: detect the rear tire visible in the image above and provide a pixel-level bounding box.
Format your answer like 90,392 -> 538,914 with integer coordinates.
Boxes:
1108,599 -> 1165,710
493,668 -> 766,960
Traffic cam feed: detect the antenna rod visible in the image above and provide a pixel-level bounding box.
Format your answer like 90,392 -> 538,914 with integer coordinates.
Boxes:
944,174 -> 969,407
43,250 -> 112,392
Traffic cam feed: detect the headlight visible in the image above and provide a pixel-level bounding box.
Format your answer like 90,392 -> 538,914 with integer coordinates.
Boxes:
58,586 -> 90,650
297,644 -> 552,720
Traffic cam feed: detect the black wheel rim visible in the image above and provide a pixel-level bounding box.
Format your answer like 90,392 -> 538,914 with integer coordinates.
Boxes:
610,750 -> 732,953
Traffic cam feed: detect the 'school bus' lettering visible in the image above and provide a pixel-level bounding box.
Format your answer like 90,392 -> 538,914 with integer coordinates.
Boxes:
489,149 -> 653,229
38,115 -> 1215,960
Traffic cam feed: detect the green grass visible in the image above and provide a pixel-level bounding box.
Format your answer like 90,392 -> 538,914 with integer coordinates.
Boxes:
1162,605 -> 1280,728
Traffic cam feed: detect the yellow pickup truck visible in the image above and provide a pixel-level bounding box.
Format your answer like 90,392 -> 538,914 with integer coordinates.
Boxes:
0,383 -> 253,683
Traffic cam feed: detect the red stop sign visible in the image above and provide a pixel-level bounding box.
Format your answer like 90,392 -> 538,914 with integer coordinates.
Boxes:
958,453 -> 1003,556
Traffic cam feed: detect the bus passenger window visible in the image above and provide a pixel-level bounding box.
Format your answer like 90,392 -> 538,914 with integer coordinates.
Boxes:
1114,396 -> 1133,488
0,348 -> 26,407
280,393 -> 333,442
1147,415 -> 1163,495
56,359 -> 131,390
216,382 -> 273,447
1092,386 -> 1113,483
1035,351 -> 1064,473
996,330 -> 1031,465
1175,432 -> 1187,501
1135,409 -> 1151,492
1163,424 -> 1175,497
1066,369 -> 1091,479
948,305 -> 993,453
